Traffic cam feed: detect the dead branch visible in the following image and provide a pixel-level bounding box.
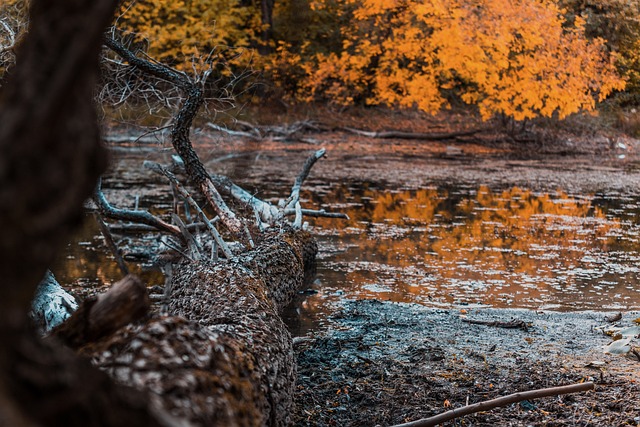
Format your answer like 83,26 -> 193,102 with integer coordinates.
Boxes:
52,275 -> 150,350
342,127 -> 485,141
171,213 -> 203,261
206,120 -> 324,141
94,179 -> 183,238
144,161 -> 233,258
284,148 -> 326,215
94,211 -> 129,275
104,36 -> 246,237
283,208 -> 349,219
207,122 -> 260,140
108,221 -> 208,233
102,126 -> 171,145
103,134 -> 166,144
461,317 -> 529,330
392,382 -> 594,427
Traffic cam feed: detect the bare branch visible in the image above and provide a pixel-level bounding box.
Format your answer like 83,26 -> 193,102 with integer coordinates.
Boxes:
342,127 -> 485,141
171,213 -> 202,261
207,122 -> 261,140
93,179 -> 182,238
144,161 -> 233,259
283,208 -> 349,219
94,211 -> 129,276
279,149 -> 328,229
392,382 -> 594,427
105,36 -> 246,237
107,221 -> 209,234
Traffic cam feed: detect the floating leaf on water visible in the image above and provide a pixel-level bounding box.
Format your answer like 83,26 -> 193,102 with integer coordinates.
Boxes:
604,337 -> 632,354
634,317 -> 640,325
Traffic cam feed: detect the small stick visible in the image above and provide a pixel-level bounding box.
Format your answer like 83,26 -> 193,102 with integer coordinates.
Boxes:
391,382 -> 594,427
171,213 -> 202,261
461,317 -> 529,330
283,208 -> 349,220
144,161 -> 233,259
94,212 -> 129,276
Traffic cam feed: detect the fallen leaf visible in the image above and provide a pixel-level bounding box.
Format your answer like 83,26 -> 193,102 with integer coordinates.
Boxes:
619,326 -> 640,337
604,337 -> 632,355
605,312 -> 622,323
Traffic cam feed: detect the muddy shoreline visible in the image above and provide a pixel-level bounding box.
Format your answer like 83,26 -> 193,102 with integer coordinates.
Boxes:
293,300 -> 640,426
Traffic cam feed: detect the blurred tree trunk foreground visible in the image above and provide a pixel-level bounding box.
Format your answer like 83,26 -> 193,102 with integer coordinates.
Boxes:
0,0 -> 162,424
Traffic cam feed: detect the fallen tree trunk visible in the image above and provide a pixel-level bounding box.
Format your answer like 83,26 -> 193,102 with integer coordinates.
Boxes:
78,228 -> 317,426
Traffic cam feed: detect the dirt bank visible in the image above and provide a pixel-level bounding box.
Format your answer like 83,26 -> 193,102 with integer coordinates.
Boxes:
293,300 -> 640,426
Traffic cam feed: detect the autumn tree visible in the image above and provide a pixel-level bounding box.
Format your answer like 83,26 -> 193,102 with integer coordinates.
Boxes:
560,0 -> 640,104
113,0 -> 265,72
277,0 -> 625,120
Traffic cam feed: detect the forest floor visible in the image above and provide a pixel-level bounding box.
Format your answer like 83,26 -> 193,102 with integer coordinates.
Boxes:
292,301 -> 640,426
102,105 -> 640,426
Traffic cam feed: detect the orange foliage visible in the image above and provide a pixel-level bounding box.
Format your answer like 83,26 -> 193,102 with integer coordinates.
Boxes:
308,185 -> 624,308
561,0 -> 640,102
290,0 -> 625,120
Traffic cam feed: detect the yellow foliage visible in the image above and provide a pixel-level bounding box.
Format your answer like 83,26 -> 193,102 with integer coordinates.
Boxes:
114,0 -> 263,72
290,0 -> 625,120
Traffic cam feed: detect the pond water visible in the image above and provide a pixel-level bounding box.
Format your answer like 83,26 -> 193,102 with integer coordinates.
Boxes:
287,182 -> 640,334
53,149 -> 640,336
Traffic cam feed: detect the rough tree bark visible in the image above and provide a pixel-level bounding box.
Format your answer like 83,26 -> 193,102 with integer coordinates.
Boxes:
75,229 -> 317,426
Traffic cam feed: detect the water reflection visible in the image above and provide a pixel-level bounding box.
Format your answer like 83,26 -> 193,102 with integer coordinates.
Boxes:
52,214 -> 165,299
53,181 -> 640,337
289,184 -> 640,334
